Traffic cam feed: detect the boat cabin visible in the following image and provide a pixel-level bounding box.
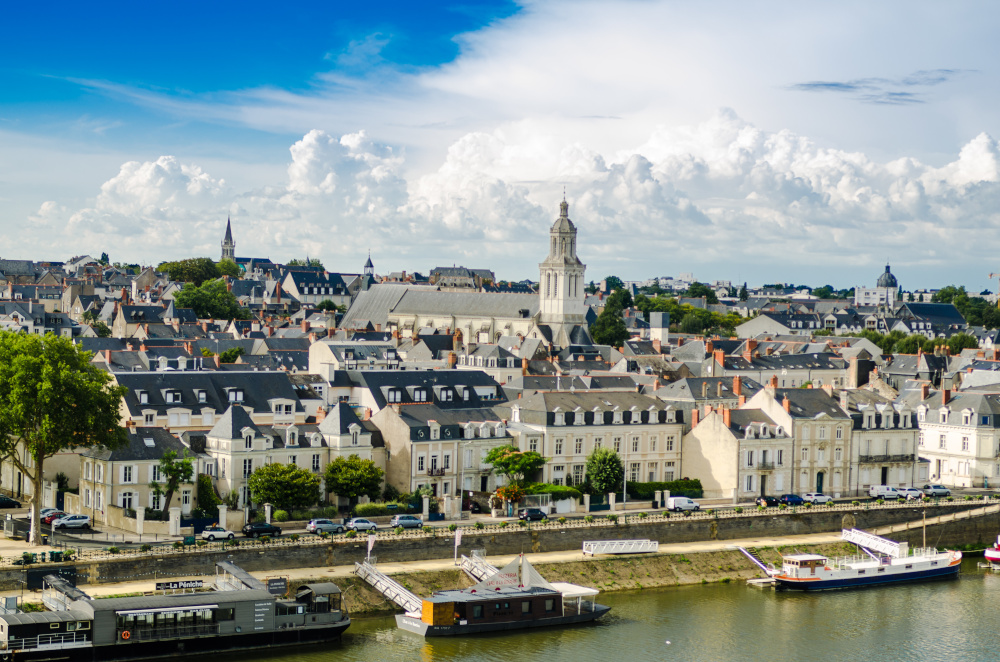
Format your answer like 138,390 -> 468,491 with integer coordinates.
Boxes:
420,587 -> 564,627
781,554 -> 829,577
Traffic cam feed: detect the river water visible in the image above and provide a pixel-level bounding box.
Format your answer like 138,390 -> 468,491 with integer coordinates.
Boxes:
234,559 -> 999,662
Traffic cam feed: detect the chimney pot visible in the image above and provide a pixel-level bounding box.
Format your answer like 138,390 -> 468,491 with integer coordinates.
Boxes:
783,396 -> 791,412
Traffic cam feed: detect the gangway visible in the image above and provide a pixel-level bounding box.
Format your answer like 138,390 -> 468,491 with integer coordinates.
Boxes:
460,554 -> 499,582
41,575 -> 91,612
583,539 -> 659,556
354,561 -> 422,615
734,547 -> 773,575
842,528 -> 908,558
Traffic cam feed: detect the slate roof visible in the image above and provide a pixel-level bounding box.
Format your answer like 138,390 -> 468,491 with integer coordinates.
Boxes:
655,376 -> 765,402
390,289 -> 539,319
317,401 -> 365,435
82,427 -> 188,462
771,388 -> 851,419
207,405 -> 260,439
352,369 -> 505,410
116,371 -> 303,416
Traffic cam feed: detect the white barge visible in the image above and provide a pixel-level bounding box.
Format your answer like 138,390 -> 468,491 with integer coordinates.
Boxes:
767,529 -> 962,590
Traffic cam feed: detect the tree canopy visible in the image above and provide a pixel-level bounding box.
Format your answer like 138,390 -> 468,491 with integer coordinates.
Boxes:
219,346 -> 245,364
589,286 -> 633,347
685,281 -> 719,304
484,444 -> 546,486
633,294 -> 745,336
149,450 -> 194,512
287,258 -> 325,268
324,455 -> 384,500
248,463 -> 322,510
586,447 -> 624,495
173,279 -> 249,320
316,300 -> 345,313
217,259 -> 241,278
0,332 -> 128,544
932,285 -> 1000,329
157,257 -> 224,285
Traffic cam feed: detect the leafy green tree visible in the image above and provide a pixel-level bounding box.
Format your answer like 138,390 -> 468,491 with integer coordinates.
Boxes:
99,252 -> 110,265
196,473 -> 221,518
200,346 -> 215,357
287,258 -> 325,268
484,444 -> 546,486
586,447 -> 624,495
219,347 -> 245,363
590,308 -> 630,346
812,285 -> 835,299
173,279 -> 249,320
0,332 -> 128,544
217,259 -> 241,278
148,450 -> 194,513
739,282 -> 748,301
157,257 -> 222,285
948,333 -> 980,354
92,321 -> 112,338
603,275 -> 624,291
605,289 -> 633,311
316,300 -> 345,313
908,292 -> 915,302
324,455 -> 384,500
248,463 -> 322,510
685,282 -> 719,304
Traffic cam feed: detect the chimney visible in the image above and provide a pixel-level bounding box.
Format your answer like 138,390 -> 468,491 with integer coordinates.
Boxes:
942,389 -> 951,406
276,283 -> 282,302
702,382 -> 708,398
691,408 -> 700,428
309,332 -> 317,343
723,406 -> 731,428
171,320 -> 180,333
705,340 -> 714,354
522,356 -> 529,376
714,349 -> 725,367
738,395 -> 746,406
765,346 -> 773,356
743,339 -> 758,362
125,420 -> 136,429
839,390 -> 848,411
104,349 -> 111,363
733,376 -> 742,396
704,404 -> 713,418
225,277 -> 232,292
201,321 -> 209,333
716,382 -> 723,398
978,350 -> 986,358
782,396 -> 791,413
315,406 -> 326,423
652,338 -> 661,354
301,319 -> 310,333
448,352 -> 458,369
921,383 -> 930,400
770,375 -> 778,388
326,327 -> 334,338
821,384 -> 834,396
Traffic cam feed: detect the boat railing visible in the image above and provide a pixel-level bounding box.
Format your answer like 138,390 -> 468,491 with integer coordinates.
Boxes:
7,631 -> 90,651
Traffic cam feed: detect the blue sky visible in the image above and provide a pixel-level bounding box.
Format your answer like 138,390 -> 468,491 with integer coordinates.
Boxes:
3,1 -> 1000,291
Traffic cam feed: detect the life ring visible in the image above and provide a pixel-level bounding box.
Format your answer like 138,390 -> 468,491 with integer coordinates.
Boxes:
122,630 -> 131,640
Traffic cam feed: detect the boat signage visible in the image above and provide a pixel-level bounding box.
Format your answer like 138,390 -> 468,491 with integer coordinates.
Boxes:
267,578 -> 288,595
155,580 -> 203,590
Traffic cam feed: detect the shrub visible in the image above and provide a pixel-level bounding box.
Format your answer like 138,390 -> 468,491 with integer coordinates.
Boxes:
196,540 -> 207,547
382,484 -> 401,502
289,533 -> 300,542
681,510 -> 691,517
20,552 -> 32,564
345,530 -> 357,539
852,500 -> 860,506
584,515 -> 594,523
225,538 -> 240,547
876,499 -> 884,505
540,518 -> 549,525
779,504 -> 787,510
523,483 -> 583,501
558,517 -> 567,524
499,521 -> 508,528
395,526 -> 404,535
626,479 -> 704,500
319,532 -> 330,539
518,520 -> 528,527
422,526 -> 433,534
606,514 -> 618,523
171,542 -> 182,550
260,536 -> 271,544
448,523 -> 458,532
140,544 -> 152,552
273,510 -> 289,522
757,505 -> 764,511
946,496 -> 954,502
965,495 -> 975,501
474,521 -> 484,530
804,502 -> 813,509
196,473 -> 221,518
354,501 -> 417,518
107,546 -> 121,555
734,507 -> 743,514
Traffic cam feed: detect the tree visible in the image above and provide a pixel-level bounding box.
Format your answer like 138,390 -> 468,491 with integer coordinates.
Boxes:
287,258 -> 325,268
589,308 -> 630,346
173,279 -> 249,320
219,347 -> 245,363
200,346 -> 216,357
316,300 -> 345,313
586,447 -> 624,495
812,285 -> 835,299
99,252 -> 110,265
157,257 -> 221,285
324,455 -> 384,500
948,333 -> 980,354
685,282 -> 719,304
484,444 -> 546,486
604,289 -> 633,311
148,450 -> 194,513
739,282 -> 748,301
217,259 -> 241,278
0,332 -> 128,544
92,321 -> 112,338
603,275 -> 624,291
248,463 -> 321,510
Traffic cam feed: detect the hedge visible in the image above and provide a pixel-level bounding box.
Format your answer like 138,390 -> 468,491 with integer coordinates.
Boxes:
353,501 -> 424,517
626,479 -> 703,499
523,483 -> 583,501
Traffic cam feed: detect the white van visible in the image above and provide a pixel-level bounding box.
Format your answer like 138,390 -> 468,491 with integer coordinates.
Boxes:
868,485 -> 900,499
666,496 -> 700,512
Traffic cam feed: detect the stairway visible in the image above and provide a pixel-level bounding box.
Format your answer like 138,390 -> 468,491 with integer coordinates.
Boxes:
354,561 -> 422,614
737,547 -> 772,574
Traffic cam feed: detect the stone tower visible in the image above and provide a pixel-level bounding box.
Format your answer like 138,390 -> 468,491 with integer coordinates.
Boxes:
221,217 -> 235,262
539,198 -> 588,346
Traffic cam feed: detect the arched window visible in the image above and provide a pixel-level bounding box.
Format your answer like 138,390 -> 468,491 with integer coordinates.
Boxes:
553,274 -> 558,297
546,273 -> 551,297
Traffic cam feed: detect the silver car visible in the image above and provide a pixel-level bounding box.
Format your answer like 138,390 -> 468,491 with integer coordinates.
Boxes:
306,519 -> 345,534
346,518 -> 377,532
389,514 -> 423,529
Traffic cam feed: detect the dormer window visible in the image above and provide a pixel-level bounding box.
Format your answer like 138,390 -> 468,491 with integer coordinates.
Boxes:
137,390 -> 148,404
165,390 -> 181,404
288,432 -> 297,446
245,435 -> 253,449
228,389 -> 244,403
387,389 -> 402,404
574,408 -> 585,425
554,411 -> 565,426
613,410 -> 623,425
352,431 -> 359,446
940,411 -> 948,424
963,412 -> 972,426
197,390 -> 207,404
439,388 -> 454,402
413,388 -> 428,402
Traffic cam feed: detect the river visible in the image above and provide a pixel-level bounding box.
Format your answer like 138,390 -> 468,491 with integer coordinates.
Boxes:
233,559 -> 999,662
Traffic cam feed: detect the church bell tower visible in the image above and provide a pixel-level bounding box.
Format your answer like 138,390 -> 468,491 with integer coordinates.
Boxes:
221,217 -> 235,262
539,198 -> 588,345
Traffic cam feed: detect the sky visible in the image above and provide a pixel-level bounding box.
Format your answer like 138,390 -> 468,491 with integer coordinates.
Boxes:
3,1 -> 1000,291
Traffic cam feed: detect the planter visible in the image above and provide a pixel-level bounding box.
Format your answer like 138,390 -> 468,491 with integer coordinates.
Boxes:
491,509 -> 504,518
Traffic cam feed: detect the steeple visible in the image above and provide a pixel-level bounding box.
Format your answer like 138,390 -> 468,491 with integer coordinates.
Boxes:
221,216 -> 236,262
364,250 -> 374,276
539,198 -> 588,347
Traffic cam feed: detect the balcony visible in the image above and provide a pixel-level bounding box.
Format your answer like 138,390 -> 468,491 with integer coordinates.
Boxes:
858,454 -> 916,463
427,467 -> 446,477
756,461 -> 777,471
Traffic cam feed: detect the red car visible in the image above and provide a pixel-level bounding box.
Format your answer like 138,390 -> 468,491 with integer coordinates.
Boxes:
42,511 -> 65,524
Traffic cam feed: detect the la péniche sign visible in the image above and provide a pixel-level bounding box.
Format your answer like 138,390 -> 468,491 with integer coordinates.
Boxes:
156,580 -> 203,590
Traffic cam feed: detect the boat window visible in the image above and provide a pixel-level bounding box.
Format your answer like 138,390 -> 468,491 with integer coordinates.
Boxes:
931,561 -> 938,566
905,565 -> 912,569
877,568 -> 885,573
858,570 -> 865,575
545,599 -> 555,612
217,608 -> 235,621
522,601 -> 532,614
67,622 -> 77,632
472,605 -> 484,619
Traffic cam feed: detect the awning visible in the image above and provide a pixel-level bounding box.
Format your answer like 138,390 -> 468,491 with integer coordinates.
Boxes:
549,582 -> 599,599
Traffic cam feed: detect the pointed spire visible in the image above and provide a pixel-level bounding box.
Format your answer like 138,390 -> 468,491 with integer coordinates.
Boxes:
224,216 -> 233,243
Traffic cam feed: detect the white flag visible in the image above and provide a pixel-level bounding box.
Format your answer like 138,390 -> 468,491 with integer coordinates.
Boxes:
455,527 -> 463,547
367,534 -> 376,554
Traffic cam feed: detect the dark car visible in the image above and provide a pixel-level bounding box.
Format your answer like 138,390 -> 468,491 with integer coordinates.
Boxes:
778,494 -> 806,506
755,496 -> 780,507
0,496 -> 21,509
518,508 -> 546,521
242,522 -> 282,538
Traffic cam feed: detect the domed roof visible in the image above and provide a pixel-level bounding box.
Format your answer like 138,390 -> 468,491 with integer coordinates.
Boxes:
551,198 -> 576,233
877,264 -> 898,288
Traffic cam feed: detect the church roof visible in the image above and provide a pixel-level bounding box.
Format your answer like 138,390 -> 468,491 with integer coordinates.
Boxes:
224,217 -> 233,243
876,264 -> 897,288
551,199 -> 576,233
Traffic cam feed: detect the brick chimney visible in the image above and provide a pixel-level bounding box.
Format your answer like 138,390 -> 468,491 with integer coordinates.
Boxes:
300,319 -> 310,333
691,408 -> 700,428
765,346 -> 773,356
821,384 -> 834,396
448,352 -> 458,369
704,404 -> 713,418
275,283 -> 282,302
201,321 -> 209,333
921,383 -> 930,400
738,394 -> 746,406
770,375 -> 778,388
714,349 -> 725,367
783,396 -> 791,412
942,389 -> 951,405
723,406 -> 731,428
733,376 -> 742,396
743,339 -> 758,362
706,340 -> 714,354
651,338 -> 661,354
522,356 -> 529,376
104,349 -> 112,363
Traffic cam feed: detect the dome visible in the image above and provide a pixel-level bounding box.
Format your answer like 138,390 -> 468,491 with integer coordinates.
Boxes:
876,264 -> 898,288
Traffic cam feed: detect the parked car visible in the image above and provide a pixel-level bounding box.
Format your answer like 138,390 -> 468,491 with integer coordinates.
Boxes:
778,494 -> 805,506
897,487 -> 925,500
803,493 -> 833,504
666,497 -> 700,512
201,525 -> 235,541
869,485 -> 901,499
755,495 -> 780,507
307,519 -> 345,534
242,522 -> 282,538
518,508 -> 546,521
51,514 -> 90,529
42,511 -> 65,524
0,496 -> 22,509
346,518 -> 377,532
389,514 -> 423,529
922,484 -> 952,497
39,507 -> 59,518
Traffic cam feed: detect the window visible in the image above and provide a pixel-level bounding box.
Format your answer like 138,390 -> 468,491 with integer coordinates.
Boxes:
573,465 -> 585,485
939,435 -> 946,450
417,456 -> 425,472
835,427 -> 843,440
650,436 -> 657,452
545,599 -> 555,613
84,463 -> 91,480
430,426 -> 440,440
144,413 -> 155,425
473,605 -> 484,619
84,489 -> 91,507
555,439 -> 563,455
97,464 -> 104,483
665,436 -> 674,451
647,463 -> 657,482
289,455 -> 297,465
182,490 -> 191,506
629,462 -> 640,482
245,435 -> 253,450
665,461 -> 675,481
352,431 -> 359,446
388,390 -> 402,403
312,454 -> 321,472
835,447 -> 842,462
819,427 -> 826,439
444,454 -> 451,470
777,449 -> 784,466
962,437 -> 970,452
198,391 -> 207,403
631,438 -> 639,453
594,438 -> 602,449
440,389 -> 453,402
138,391 -> 148,404
151,466 -> 162,483
522,601 -> 532,614
243,458 -> 253,479
613,438 -> 621,453
919,433 -> 925,447
574,438 -> 583,454
554,413 -> 565,426
529,438 -> 538,452
413,388 -> 427,401
747,451 -> 755,467
745,474 -> 754,492
818,449 -> 825,463
800,448 -> 808,462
